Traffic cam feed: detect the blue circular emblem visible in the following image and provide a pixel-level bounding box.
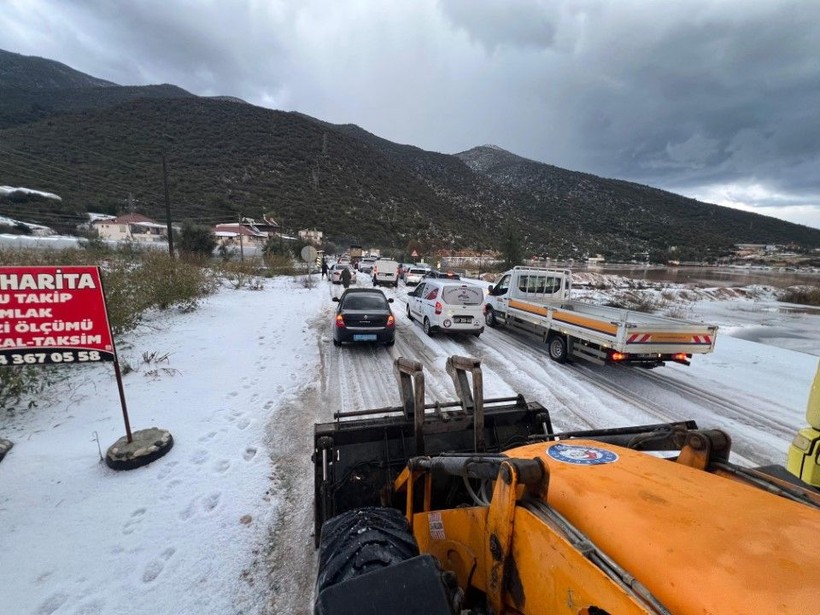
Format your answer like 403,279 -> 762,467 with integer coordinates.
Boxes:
547,444 -> 619,465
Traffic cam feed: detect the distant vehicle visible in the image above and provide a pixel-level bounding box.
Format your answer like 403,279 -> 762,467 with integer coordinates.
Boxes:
406,279 -> 485,337
358,257 -> 378,274
329,263 -> 356,285
332,288 -> 395,347
349,245 -> 364,268
423,269 -> 461,280
372,259 -> 400,287
403,266 -> 430,286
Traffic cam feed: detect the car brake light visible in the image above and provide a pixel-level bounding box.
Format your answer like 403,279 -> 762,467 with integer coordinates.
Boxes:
435,301 -> 442,315
611,352 -> 627,362
387,314 -> 395,328
335,314 -> 346,328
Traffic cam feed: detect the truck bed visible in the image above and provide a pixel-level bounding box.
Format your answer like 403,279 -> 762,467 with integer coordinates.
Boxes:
508,297 -> 718,355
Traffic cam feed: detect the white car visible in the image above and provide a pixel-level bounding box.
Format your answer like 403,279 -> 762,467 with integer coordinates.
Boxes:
358,258 -> 377,274
329,263 -> 356,285
404,267 -> 430,286
406,279 -> 485,337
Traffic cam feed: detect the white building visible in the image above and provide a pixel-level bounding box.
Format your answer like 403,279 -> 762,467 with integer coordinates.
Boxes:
93,213 -> 168,242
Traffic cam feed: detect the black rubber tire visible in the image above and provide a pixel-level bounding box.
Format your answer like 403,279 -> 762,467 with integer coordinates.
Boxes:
316,507 -> 419,597
548,335 -> 568,363
333,339 -> 341,347
406,304 -> 413,321
423,318 -> 434,336
485,309 -> 498,328
472,331 -> 481,338
385,339 -> 395,347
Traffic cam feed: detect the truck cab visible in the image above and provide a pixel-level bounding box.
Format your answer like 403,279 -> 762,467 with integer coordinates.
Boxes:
486,268 -> 571,326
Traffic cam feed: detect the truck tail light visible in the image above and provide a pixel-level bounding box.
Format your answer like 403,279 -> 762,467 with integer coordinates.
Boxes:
611,352 -> 628,362
387,315 -> 395,328
335,314 -> 346,328
435,301 -> 443,315
672,353 -> 688,362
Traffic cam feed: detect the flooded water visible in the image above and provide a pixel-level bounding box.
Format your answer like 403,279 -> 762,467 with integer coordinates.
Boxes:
582,265 -> 820,289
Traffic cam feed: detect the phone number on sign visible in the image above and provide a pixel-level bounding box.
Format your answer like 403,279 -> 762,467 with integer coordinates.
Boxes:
0,350 -> 111,365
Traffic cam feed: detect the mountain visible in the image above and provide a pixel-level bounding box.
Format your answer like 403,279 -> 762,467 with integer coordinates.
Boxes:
0,49 -> 195,129
0,49 -> 117,89
1,48 -> 819,260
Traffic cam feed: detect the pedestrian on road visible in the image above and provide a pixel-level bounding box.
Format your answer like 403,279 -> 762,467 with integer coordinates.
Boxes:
340,266 -> 352,289
321,259 -> 328,279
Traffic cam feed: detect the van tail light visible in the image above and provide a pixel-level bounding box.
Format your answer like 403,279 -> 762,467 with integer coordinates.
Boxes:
387,314 -> 395,328
435,301 -> 443,315
335,314 -> 346,328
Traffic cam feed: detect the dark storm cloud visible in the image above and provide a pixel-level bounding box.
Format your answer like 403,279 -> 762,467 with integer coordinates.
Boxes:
2,0 -> 820,228
439,0 -> 557,52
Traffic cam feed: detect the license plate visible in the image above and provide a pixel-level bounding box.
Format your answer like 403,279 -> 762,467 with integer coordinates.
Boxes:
353,334 -> 377,341
454,316 -> 472,324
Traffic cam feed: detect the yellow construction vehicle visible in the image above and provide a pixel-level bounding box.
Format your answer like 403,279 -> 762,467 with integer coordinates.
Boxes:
313,356 -> 820,614
787,360 -> 820,486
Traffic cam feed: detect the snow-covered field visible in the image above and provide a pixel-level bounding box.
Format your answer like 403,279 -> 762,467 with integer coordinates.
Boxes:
0,272 -> 818,614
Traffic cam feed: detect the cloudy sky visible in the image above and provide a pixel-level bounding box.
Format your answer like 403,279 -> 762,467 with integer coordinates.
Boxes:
3,0 -> 820,230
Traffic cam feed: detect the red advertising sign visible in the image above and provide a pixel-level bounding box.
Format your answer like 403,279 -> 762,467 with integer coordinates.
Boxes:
0,266 -> 115,366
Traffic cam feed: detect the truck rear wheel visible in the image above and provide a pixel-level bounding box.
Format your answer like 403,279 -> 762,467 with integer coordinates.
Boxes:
316,507 -> 419,596
548,335 -> 569,363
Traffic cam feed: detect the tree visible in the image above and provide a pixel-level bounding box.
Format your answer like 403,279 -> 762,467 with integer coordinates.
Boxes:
178,222 -> 217,259
500,222 -> 523,269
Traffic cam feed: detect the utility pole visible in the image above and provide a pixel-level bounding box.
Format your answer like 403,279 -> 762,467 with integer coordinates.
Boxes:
238,214 -> 245,262
161,134 -> 176,258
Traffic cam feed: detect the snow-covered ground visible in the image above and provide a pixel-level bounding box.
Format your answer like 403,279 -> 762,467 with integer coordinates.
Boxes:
0,272 -> 818,614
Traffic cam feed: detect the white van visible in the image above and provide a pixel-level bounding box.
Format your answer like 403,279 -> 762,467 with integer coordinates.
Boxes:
406,279 -> 485,337
372,259 -> 399,287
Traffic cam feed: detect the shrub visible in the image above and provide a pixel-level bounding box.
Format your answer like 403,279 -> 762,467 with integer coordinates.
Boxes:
137,251 -> 214,311
0,366 -> 50,415
779,285 -> 820,306
215,258 -> 264,289
178,222 -> 217,258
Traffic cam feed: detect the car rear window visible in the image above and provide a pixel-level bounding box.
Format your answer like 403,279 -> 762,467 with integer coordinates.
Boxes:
342,294 -> 388,310
441,285 -> 484,306
408,268 -> 427,275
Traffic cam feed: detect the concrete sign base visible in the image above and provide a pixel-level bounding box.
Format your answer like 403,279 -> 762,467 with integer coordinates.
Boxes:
106,427 -> 174,471
0,438 -> 12,463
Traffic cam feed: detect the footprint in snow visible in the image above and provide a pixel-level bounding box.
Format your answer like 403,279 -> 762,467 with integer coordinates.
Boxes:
198,431 -> 218,443
122,508 -> 146,535
72,598 -> 106,615
214,459 -> 231,474
243,447 -> 258,461
155,460 -> 178,480
160,479 -> 183,501
141,547 -> 176,583
190,449 -> 209,465
35,592 -> 68,615
202,492 -> 221,512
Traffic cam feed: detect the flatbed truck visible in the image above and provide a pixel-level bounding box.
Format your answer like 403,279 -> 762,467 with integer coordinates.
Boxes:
483,267 -> 718,367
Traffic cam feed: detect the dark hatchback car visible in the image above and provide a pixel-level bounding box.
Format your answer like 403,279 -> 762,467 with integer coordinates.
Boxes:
332,288 -> 395,347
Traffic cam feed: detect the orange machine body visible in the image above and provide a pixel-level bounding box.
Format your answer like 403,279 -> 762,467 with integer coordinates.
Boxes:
407,440 -> 820,614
